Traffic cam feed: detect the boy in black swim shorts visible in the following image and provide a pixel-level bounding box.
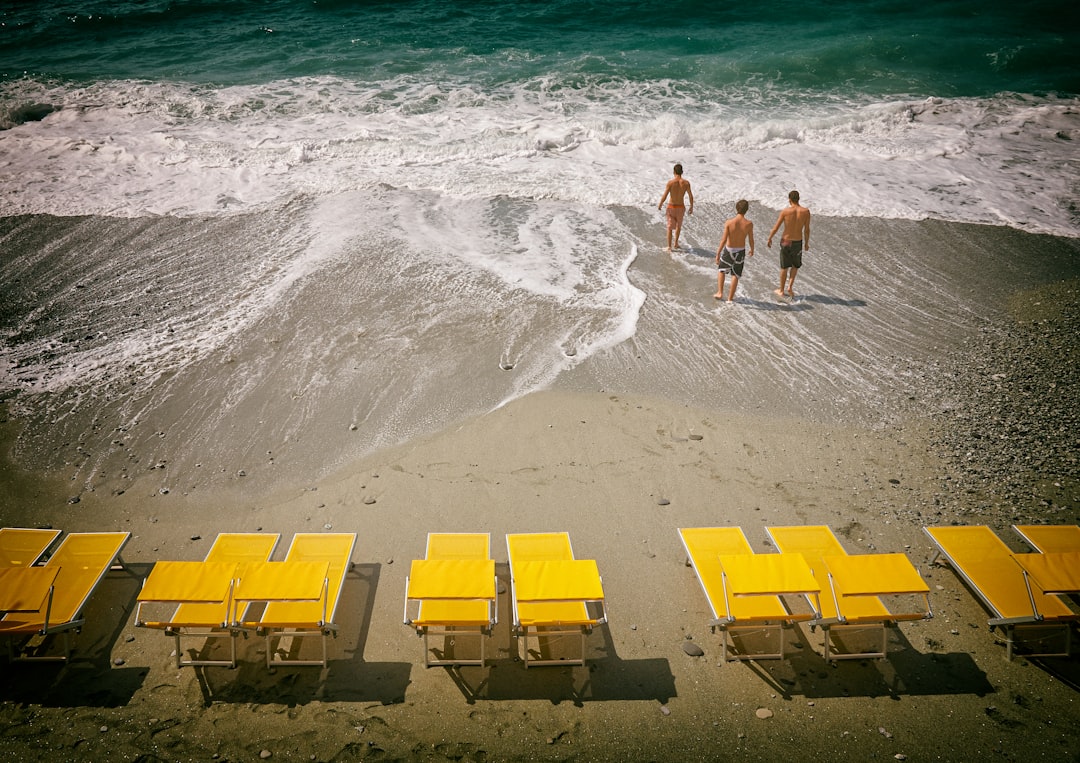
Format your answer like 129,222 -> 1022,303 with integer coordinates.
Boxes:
715,199 -> 754,302
767,190 -> 811,298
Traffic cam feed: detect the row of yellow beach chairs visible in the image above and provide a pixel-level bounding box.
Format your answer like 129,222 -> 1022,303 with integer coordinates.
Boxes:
1,524 -> 1077,668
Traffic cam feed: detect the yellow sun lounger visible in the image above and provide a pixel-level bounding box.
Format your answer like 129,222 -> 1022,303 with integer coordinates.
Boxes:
0,528 -> 61,568
244,533 -> 356,668
925,525 -> 1079,659
404,533 -> 497,667
135,533 -> 280,667
678,527 -> 819,661
1014,524 -> 1080,554
0,532 -> 130,661
506,532 -> 606,668
766,525 -> 932,661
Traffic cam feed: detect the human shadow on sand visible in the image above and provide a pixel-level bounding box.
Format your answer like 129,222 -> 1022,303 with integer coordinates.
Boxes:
190,563 -> 412,707
0,561 -> 148,708
734,626 -> 994,699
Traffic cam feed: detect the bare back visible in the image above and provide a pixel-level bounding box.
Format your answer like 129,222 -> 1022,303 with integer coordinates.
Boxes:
664,177 -> 691,206
721,214 -> 753,249
775,203 -> 810,242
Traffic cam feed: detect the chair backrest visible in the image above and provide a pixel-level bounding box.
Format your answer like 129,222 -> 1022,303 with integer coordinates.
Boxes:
0,528 -> 61,567
926,526 -> 1075,621
172,533 -> 280,626
507,532 -> 574,565
258,533 -> 356,626
0,532 -> 128,631
767,525 -> 889,620
426,533 -> 489,560
1014,525 -> 1080,554
679,527 -> 762,620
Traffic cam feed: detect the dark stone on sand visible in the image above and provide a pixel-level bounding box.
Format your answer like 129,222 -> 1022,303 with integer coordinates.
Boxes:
682,641 -> 705,657
67,495 -> 80,504
657,498 -> 670,506
190,535 -> 201,541
689,433 -> 703,441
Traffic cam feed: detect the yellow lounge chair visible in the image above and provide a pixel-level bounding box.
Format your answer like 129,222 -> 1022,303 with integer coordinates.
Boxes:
506,532 -> 606,668
925,525 -> 1079,659
678,527 -> 819,661
0,532 -> 130,661
404,533 -> 497,667
766,525 -> 932,661
135,532 -> 280,667
0,528 -> 61,568
245,533 -> 356,668
1014,524 -> 1080,554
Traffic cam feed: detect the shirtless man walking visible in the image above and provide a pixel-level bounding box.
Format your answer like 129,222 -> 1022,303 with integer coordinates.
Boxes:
657,163 -> 694,252
715,199 -> 754,302
766,190 -> 810,298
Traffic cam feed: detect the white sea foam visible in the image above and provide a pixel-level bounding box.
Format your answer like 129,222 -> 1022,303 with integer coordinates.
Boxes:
1,77 -> 1077,237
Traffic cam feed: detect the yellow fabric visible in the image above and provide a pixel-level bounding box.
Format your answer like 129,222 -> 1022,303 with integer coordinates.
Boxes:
507,532 -> 574,563
234,561 -> 329,602
824,553 -> 930,596
514,560 -> 604,602
169,533 -> 279,627
517,601 -> 594,627
926,526 -> 1075,621
0,532 -> 129,635
0,528 -> 60,568
426,533 -> 489,560
414,599 -> 492,627
408,559 -> 495,600
718,553 -> 819,596
138,561 -> 237,603
0,567 -> 59,612
1014,525 -> 1080,554
678,527 -> 790,622
1011,552 -> 1080,595
768,525 -> 891,621
254,533 -> 355,629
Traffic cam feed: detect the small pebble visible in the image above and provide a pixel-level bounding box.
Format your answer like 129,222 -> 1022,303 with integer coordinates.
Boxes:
755,708 -> 773,720
260,750 -> 272,759
660,705 -> 671,716
113,658 -> 125,666
657,498 -> 671,506
689,434 -> 703,441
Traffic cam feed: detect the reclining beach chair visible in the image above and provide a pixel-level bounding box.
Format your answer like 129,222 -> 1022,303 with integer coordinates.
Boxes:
925,525 -> 1079,659
135,532 -> 280,667
0,528 -> 61,568
0,532 -> 130,661
1014,524 -> 1080,554
404,533 -> 497,667
766,525 -> 932,661
244,533 -> 356,668
678,527 -> 820,661
506,532 -> 606,667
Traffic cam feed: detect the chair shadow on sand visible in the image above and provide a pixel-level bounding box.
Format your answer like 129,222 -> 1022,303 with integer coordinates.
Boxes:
731,625 -> 994,700
191,563 -> 412,707
0,561 -> 148,708
425,564 -> 676,707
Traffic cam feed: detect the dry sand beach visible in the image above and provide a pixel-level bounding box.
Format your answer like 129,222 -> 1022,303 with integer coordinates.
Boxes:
1,277 -> 1079,762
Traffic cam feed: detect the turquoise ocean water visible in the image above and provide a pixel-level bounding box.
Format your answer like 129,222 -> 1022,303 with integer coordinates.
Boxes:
1,1 -> 1079,491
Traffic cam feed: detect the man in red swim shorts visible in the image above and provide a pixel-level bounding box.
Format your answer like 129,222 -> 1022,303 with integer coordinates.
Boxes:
658,163 -> 694,252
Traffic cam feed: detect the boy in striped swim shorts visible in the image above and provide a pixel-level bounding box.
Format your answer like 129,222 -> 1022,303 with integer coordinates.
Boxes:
715,199 -> 754,302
